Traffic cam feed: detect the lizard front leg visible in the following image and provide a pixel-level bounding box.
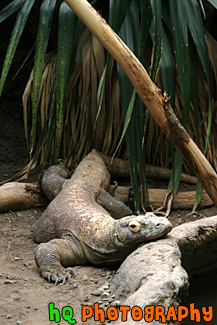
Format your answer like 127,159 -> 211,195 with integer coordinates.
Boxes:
34,237 -> 86,285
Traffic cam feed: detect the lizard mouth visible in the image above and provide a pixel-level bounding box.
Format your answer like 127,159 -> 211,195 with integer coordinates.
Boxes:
145,224 -> 173,240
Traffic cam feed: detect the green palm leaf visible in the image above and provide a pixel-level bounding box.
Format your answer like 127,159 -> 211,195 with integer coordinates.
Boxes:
0,0 -> 25,23
31,0 -> 57,152
206,0 -> 217,9
55,2 -> 74,159
185,0 -> 209,82
150,0 -> 162,82
0,0 -> 35,98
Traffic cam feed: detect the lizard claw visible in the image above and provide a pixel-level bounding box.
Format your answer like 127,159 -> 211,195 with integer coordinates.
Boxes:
54,276 -> 59,286
60,276 -> 66,286
47,272 -> 51,283
68,274 -> 72,284
41,266 -> 75,284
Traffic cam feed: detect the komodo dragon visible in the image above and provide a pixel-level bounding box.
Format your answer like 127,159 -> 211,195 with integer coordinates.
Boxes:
33,150 -> 172,284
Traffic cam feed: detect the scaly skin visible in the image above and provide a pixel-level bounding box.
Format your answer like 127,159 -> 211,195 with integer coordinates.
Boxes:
33,151 -> 172,284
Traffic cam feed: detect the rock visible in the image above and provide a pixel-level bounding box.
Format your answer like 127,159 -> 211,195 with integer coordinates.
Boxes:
110,300 -> 121,307
91,288 -> 104,296
111,238 -> 188,324
6,315 -> 11,319
4,280 -> 13,284
13,296 -> 20,301
111,215 -> 217,324
84,295 -> 89,302
102,283 -> 110,290
101,292 -> 110,299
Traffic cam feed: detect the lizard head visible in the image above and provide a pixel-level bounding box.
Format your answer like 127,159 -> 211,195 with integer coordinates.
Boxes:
115,212 -> 172,245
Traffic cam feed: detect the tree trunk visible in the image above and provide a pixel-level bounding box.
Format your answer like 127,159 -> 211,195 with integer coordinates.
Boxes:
64,0 -> 217,206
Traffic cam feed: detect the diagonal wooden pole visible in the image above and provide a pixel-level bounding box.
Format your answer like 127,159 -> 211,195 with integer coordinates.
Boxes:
64,0 -> 217,205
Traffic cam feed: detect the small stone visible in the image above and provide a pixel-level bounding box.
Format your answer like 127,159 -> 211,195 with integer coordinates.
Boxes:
0,273 -> 3,277
16,213 -> 22,217
94,279 -> 98,284
101,292 -> 110,299
34,307 -> 38,310
110,294 -> 116,299
13,296 -> 20,301
12,228 -> 16,231
32,278 -> 36,281
101,273 -> 106,277
91,288 -> 104,296
104,302 -> 109,307
111,300 -> 121,307
4,280 -> 13,284
84,295 -> 89,302
16,321 -> 22,325
6,315 -> 11,319
25,306 -> 31,309
73,282 -> 78,289
102,284 -> 110,290
82,275 -> 88,282
105,289 -> 111,294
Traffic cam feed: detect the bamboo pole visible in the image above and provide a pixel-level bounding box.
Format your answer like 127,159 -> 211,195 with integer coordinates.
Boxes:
64,0 -> 217,205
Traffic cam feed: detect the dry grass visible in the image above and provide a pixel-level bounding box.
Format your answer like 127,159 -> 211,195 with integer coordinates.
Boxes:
22,29 -> 217,175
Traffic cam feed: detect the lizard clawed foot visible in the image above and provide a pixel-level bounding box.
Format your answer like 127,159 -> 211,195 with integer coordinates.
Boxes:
41,266 -> 75,285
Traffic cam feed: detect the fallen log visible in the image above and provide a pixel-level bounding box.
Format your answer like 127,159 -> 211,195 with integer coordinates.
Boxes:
111,185 -> 213,210
95,150 -> 197,184
0,182 -> 46,213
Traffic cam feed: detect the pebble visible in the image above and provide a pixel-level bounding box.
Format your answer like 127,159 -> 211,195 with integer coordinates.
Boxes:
6,315 -> 11,319
91,288 -> 104,296
16,213 -> 22,217
13,296 -> 20,301
110,300 -> 121,307
82,275 -> 88,282
101,273 -> 106,277
110,294 -> 116,299
16,321 -> 22,325
101,292 -> 110,299
12,228 -> 16,231
73,282 -> 78,289
84,295 -> 89,302
101,284 -> 110,290
34,307 -> 38,310
4,280 -> 13,284
0,273 -> 3,277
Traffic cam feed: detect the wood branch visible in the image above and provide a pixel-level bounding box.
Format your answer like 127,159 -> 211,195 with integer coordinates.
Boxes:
64,0 -> 217,205
111,185 -> 213,210
0,182 -> 46,213
95,150 -> 197,184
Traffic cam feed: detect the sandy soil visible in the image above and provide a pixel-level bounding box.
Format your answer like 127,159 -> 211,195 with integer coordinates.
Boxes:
0,208 -> 120,325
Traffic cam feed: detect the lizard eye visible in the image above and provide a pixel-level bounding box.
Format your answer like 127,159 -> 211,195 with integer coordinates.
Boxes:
128,220 -> 141,233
